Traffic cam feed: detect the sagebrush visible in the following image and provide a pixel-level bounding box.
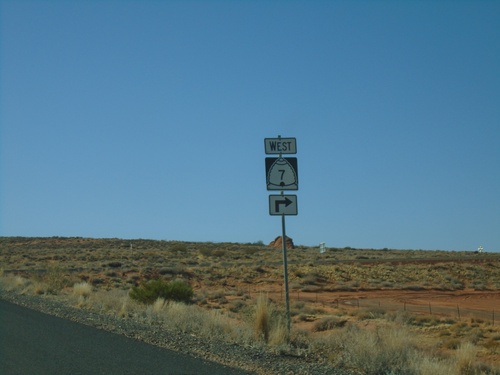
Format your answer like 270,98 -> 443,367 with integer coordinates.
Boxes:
129,279 -> 193,304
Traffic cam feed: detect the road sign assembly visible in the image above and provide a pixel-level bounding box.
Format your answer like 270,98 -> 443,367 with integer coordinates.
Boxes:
263,135 -> 299,336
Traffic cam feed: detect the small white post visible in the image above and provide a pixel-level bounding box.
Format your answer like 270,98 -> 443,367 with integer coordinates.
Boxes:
319,242 -> 326,254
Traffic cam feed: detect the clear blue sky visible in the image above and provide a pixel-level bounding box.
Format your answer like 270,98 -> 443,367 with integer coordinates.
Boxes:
1,1 -> 499,251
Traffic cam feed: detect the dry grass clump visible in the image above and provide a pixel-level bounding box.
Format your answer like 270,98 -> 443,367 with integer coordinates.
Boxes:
1,270 -> 74,296
254,294 -> 272,342
139,297 -> 253,344
252,294 -> 289,348
411,357 -> 451,375
315,323 -> 471,375
73,281 -> 92,306
73,281 -> 92,298
313,322 -> 498,375
0,274 -> 30,292
455,342 -> 478,374
336,325 -> 418,374
152,297 -> 166,313
86,288 -> 132,316
450,341 -> 500,375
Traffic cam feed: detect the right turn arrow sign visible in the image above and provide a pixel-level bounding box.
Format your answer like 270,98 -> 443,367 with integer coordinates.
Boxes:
269,195 -> 298,216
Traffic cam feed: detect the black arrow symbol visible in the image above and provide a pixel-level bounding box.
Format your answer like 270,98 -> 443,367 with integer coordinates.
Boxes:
275,197 -> 293,212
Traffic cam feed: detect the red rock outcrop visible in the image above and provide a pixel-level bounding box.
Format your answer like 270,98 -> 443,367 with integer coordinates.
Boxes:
269,236 -> 294,249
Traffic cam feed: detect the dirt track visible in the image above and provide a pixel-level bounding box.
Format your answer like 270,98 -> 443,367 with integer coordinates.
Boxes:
250,253 -> 500,324
254,287 -> 500,324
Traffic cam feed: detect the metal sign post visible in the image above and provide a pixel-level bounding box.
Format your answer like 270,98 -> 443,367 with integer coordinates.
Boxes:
264,135 -> 298,337
281,205 -> 291,334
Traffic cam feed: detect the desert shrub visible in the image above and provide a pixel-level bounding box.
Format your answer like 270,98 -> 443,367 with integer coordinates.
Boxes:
290,328 -> 311,350
229,299 -> 246,313
293,301 -> 305,310
403,285 -> 426,291
91,278 -> 105,286
313,316 -> 347,332
381,281 -> 394,288
208,290 -> 228,304
199,248 -> 212,257
212,249 -> 226,257
355,307 -> 386,320
129,279 -> 193,304
43,266 -> 71,294
444,338 -> 462,349
293,269 -> 305,278
466,328 -> 485,345
254,266 -> 266,273
296,313 -> 309,322
451,322 -> 473,337
169,243 -> 187,254
301,272 -> 320,285
387,310 -> 414,325
291,302 -> 306,317
484,338 -> 500,354
245,246 -> 260,255
412,314 -> 440,327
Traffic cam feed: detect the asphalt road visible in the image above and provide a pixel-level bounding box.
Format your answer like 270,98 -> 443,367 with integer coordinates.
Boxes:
0,299 -> 251,375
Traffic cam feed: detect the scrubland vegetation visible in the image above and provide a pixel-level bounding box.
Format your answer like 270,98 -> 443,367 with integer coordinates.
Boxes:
2,236 -> 500,374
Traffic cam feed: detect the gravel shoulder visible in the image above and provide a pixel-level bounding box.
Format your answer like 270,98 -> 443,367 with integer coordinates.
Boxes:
0,290 -> 348,375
